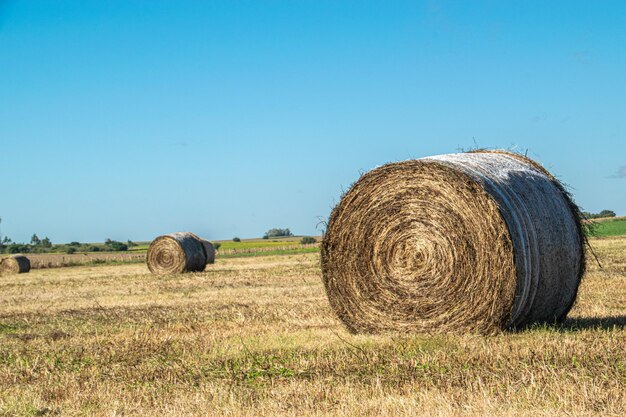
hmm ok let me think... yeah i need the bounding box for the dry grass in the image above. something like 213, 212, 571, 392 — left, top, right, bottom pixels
23, 244, 320, 271
25, 253, 145, 269
0, 237, 624, 416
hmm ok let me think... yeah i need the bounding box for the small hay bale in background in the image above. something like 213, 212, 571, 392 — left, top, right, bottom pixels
321, 150, 585, 334
202, 239, 216, 265
147, 232, 215, 275
0, 255, 31, 275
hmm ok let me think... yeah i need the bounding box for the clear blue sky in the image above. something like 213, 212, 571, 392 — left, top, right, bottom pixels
1, 1, 625, 243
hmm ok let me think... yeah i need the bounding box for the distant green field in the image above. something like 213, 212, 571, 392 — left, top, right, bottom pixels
216, 238, 305, 250
590, 217, 626, 237
218, 246, 320, 258
128, 244, 150, 252
126, 237, 318, 253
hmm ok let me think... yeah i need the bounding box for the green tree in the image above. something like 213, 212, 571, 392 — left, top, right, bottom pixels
598, 210, 616, 218
0, 217, 8, 251
31, 234, 41, 246
108, 241, 128, 251
41, 237, 52, 248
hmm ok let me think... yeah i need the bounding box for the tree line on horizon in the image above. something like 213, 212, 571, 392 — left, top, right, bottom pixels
582, 209, 617, 220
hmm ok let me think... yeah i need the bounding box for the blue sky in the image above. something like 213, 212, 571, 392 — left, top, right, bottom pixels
1, 1, 625, 243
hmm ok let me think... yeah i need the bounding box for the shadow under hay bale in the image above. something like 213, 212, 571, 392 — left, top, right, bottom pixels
146, 232, 215, 275
321, 150, 585, 334
0, 255, 31, 275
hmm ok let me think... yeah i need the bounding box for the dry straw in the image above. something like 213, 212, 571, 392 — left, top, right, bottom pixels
321, 150, 585, 334
146, 232, 215, 275
0, 255, 31, 275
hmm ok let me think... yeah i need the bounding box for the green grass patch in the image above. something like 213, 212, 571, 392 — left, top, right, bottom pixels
0, 322, 23, 334
590, 218, 626, 237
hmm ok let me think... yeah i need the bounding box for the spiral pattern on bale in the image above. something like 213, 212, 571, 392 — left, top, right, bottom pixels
321, 151, 584, 334
147, 232, 214, 275
0, 255, 31, 275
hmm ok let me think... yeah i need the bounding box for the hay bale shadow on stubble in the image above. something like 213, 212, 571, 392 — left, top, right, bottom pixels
559, 315, 626, 331
512, 315, 626, 332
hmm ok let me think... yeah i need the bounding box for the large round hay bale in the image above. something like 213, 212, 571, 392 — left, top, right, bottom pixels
147, 232, 214, 275
321, 151, 585, 334
0, 255, 31, 275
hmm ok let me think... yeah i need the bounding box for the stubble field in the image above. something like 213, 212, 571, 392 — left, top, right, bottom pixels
0, 237, 625, 416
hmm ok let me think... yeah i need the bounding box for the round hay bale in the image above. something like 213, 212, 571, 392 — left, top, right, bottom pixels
0, 255, 31, 275
147, 232, 214, 275
321, 151, 584, 334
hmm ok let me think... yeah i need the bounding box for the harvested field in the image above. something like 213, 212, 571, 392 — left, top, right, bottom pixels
0, 236, 624, 416
25, 252, 146, 269
23, 244, 321, 270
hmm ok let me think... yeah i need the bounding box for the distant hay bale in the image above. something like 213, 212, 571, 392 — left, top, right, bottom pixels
321, 151, 585, 334
203, 240, 216, 265
147, 232, 214, 275
0, 255, 31, 275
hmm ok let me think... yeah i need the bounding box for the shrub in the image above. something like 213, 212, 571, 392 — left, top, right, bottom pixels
213, 242, 222, 251
104, 239, 128, 252
300, 236, 316, 244
108, 241, 128, 252
233, 237, 241, 242
66, 247, 77, 254
69, 241, 81, 246
8, 243, 30, 254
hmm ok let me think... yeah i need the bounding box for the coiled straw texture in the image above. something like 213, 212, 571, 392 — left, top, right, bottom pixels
147, 232, 214, 275
321, 151, 584, 334
0, 255, 31, 275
